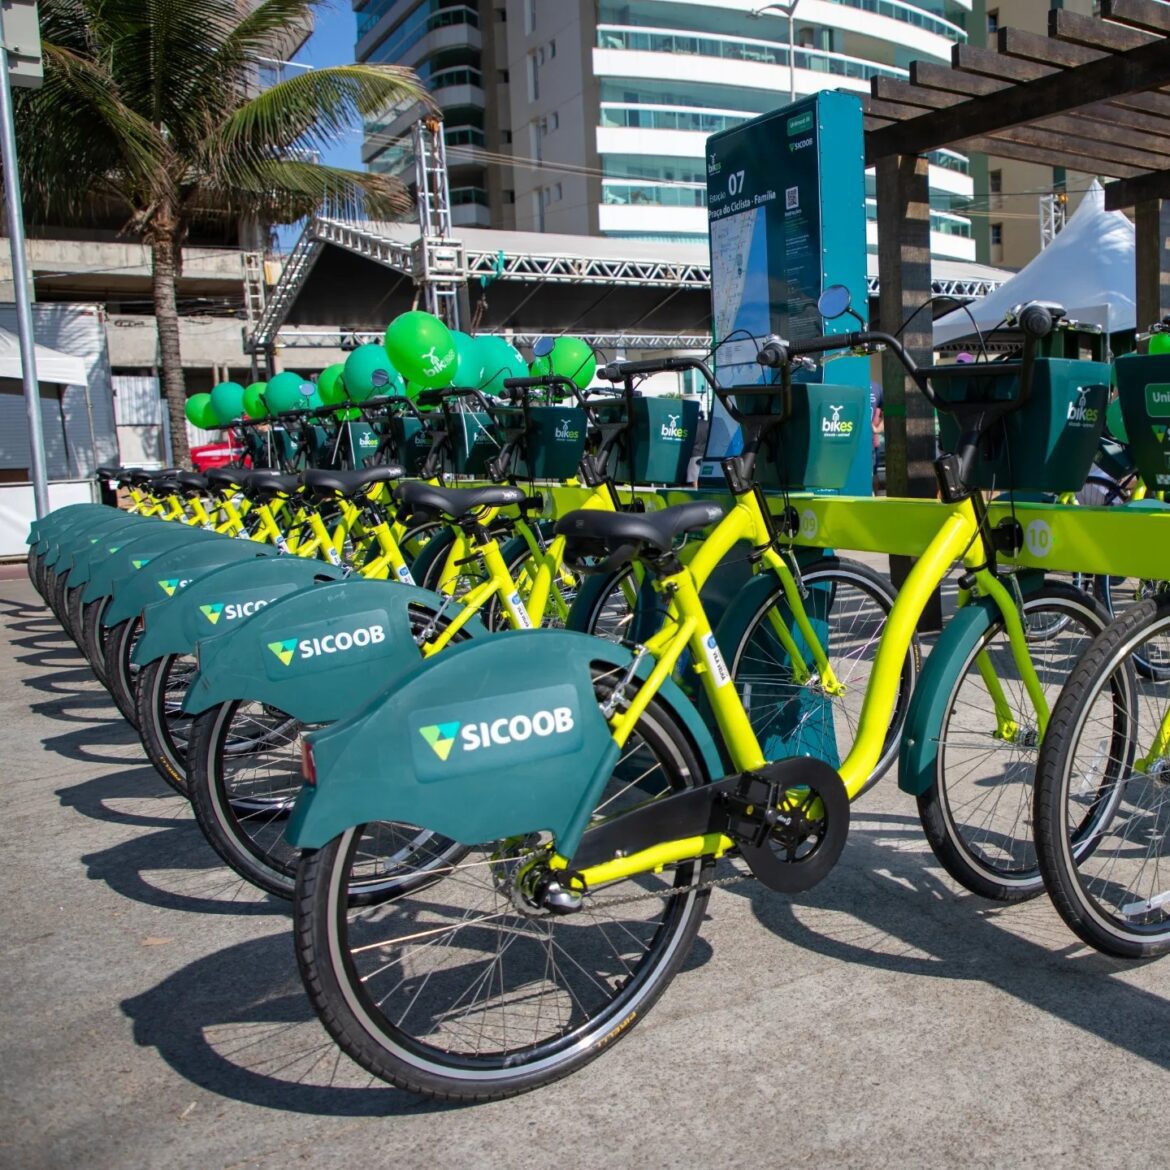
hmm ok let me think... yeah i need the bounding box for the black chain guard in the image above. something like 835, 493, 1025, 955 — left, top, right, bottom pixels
734, 758, 850, 894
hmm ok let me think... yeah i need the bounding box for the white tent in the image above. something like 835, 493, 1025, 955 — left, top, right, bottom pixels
933, 180, 1136, 347
0, 323, 87, 386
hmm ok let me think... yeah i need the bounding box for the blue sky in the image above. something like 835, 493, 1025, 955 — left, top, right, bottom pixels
294, 1, 363, 172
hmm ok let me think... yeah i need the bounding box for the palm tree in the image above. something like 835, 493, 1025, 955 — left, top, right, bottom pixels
14, 0, 426, 465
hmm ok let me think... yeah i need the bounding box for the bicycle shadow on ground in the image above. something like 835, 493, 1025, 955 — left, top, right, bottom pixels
78, 818, 289, 918
40, 709, 146, 765
121, 924, 715, 1117
56, 762, 195, 830
743, 809, 1170, 1070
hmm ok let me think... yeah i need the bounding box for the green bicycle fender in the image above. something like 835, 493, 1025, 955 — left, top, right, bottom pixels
288, 629, 721, 856
29, 503, 110, 549
44, 511, 144, 571
103, 539, 275, 627
81, 527, 224, 604
133, 558, 346, 665
898, 570, 1047, 796
182, 579, 487, 722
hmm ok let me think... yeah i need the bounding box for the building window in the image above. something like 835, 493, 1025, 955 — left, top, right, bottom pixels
548, 38, 556, 58
527, 52, 539, 100
549, 110, 559, 132
497, 68, 509, 84
989, 168, 1002, 208
987, 9, 999, 34
502, 129, 512, 144
524, 0, 536, 34
495, 5, 506, 20
990, 223, 1003, 246
503, 189, 515, 204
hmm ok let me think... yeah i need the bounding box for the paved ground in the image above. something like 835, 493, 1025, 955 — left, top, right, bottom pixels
3, 570, 1170, 1170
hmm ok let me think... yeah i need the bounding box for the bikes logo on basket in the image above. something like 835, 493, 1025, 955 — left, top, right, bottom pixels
1146, 383, 1170, 418
554, 418, 581, 442
262, 616, 387, 676
1066, 387, 1102, 427
412, 685, 582, 779
660, 414, 688, 442
198, 596, 273, 626
820, 404, 856, 437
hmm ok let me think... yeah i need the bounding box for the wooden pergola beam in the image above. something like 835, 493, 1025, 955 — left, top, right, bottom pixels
1105, 167, 1170, 208
1103, 0, 1170, 36
1050, 8, 1155, 53
866, 38, 1170, 162
998, 27, 1170, 135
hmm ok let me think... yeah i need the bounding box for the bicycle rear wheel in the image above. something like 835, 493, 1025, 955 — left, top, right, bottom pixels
135, 652, 197, 795
1035, 594, 1170, 957
294, 674, 711, 1101
917, 583, 1109, 901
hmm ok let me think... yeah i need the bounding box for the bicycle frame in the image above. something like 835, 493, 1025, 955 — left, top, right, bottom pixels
549, 489, 1051, 890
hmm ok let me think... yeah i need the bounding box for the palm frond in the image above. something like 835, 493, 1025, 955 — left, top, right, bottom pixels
196, 158, 413, 224
206, 63, 430, 176
16, 41, 168, 218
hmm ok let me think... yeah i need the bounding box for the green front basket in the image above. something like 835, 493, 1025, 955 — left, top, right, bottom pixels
935, 358, 1110, 493
1115, 353, 1170, 493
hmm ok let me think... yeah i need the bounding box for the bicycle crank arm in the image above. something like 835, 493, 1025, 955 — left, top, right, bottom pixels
563, 756, 849, 894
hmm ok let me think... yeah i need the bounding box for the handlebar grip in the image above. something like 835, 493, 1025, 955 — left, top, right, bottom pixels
600, 356, 691, 381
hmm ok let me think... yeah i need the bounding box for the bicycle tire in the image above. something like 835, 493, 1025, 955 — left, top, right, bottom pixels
135, 653, 195, 796
80, 596, 113, 686
1035, 595, 1170, 957
293, 670, 712, 1101
101, 616, 143, 727
917, 583, 1110, 901
721, 557, 917, 792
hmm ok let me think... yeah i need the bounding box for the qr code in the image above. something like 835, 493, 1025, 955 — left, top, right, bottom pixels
785, 186, 799, 210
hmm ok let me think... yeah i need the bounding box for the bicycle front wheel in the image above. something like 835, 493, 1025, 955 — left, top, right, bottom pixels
917, 583, 1110, 901
725, 557, 916, 791
294, 674, 711, 1101
1035, 594, 1170, 957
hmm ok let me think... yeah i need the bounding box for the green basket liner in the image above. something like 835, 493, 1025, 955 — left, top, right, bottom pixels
495, 404, 588, 480
450, 410, 500, 477
756, 383, 868, 492
388, 415, 440, 476
595, 398, 701, 486
936, 358, 1110, 494
1115, 353, 1170, 492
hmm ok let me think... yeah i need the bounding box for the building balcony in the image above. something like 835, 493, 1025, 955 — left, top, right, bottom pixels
598, 203, 709, 236
362, 3, 480, 70
594, 26, 908, 95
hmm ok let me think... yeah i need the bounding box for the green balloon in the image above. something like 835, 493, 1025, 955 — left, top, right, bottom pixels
384, 311, 457, 389
530, 354, 551, 378
242, 382, 268, 420
334, 406, 362, 421
317, 363, 347, 405
264, 370, 314, 415
185, 392, 215, 428
475, 335, 528, 395
344, 344, 404, 402
210, 381, 246, 424
451, 330, 483, 388
1151, 332, 1170, 355
549, 336, 597, 389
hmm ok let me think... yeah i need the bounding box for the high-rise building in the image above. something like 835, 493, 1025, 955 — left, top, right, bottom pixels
356, 0, 976, 260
